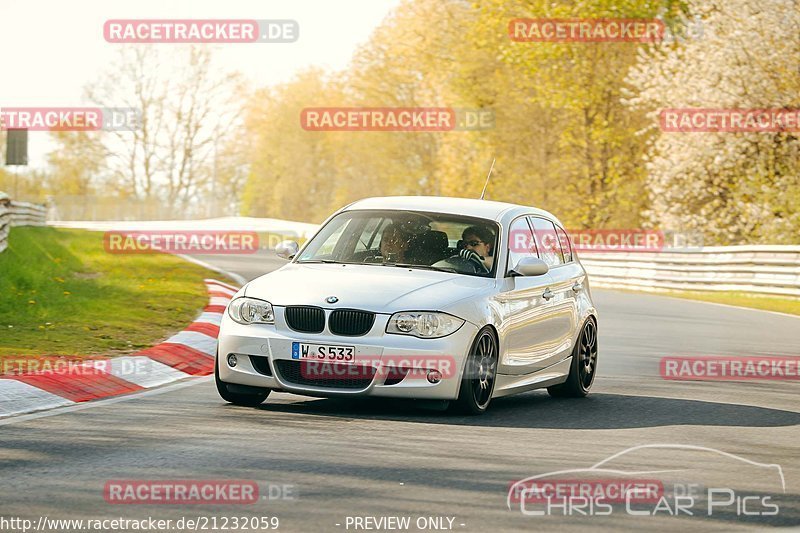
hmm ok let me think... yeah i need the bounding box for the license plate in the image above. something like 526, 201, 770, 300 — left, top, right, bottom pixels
291, 342, 355, 362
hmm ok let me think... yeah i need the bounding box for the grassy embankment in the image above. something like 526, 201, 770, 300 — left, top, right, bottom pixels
655, 289, 800, 316
609, 286, 800, 316
0, 227, 232, 357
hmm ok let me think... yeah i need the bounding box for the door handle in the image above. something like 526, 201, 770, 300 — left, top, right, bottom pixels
542, 288, 554, 301
572, 282, 583, 293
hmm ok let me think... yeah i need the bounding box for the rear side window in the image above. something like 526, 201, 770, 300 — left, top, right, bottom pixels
555, 225, 573, 263
529, 217, 564, 267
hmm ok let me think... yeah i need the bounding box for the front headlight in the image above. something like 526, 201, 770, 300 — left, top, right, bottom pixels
386, 311, 465, 339
228, 297, 275, 325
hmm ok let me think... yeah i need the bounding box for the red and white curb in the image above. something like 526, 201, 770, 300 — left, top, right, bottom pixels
0, 279, 237, 419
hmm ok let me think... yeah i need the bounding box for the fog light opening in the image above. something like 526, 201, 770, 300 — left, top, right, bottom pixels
227, 354, 238, 368
427, 369, 442, 384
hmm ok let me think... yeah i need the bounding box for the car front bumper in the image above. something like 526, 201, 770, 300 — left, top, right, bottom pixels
217, 310, 478, 400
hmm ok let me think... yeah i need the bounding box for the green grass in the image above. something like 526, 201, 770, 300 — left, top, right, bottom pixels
617, 287, 800, 316
0, 227, 232, 357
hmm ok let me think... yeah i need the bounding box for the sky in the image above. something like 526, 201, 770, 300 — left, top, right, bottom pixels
0, 0, 402, 167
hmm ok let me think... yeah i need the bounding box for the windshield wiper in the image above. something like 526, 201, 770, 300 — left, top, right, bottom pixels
298, 259, 340, 264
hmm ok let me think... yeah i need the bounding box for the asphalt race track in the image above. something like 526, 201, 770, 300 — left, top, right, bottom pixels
1, 250, 798, 532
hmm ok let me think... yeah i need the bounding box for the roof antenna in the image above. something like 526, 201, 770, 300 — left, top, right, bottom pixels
479, 158, 496, 200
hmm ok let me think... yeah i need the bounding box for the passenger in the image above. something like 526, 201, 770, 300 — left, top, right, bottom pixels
459, 225, 495, 272
380, 223, 411, 262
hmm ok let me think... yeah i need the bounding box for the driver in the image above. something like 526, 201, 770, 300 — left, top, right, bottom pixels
380, 223, 411, 262
458, 225, 495, 272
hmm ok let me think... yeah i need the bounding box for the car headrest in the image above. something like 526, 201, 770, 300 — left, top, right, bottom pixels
420, 230, 449, 252
407, 230, 449, 264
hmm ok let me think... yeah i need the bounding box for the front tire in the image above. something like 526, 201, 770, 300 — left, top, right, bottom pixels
215, 355, 270, 407
453, 328, 498, 415
548, 317, 598, 398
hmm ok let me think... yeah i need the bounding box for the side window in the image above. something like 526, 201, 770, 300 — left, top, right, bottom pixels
507, 217, 537, 272
529, 217, 564, 267
555, 225, 573, 263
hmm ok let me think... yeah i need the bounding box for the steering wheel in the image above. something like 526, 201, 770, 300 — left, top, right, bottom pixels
434, 255, 489, 274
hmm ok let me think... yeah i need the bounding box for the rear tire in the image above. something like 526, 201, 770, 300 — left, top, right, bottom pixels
453, 328, 498, 415
548, 317, 597, 398
215, 354, 270, 407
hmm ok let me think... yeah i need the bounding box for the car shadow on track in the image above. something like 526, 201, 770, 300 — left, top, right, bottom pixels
256, 392, 800, 429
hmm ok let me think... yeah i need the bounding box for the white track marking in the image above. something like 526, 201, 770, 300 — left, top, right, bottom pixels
0, 376, 211, 426
0, 380, 74, 418
164, 331, 218, 356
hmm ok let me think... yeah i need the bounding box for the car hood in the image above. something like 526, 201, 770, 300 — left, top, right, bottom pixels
244, 263, 495, 313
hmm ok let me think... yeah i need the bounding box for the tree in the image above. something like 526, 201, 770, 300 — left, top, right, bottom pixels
47, 131, 105, 196
240, 69, 341, 222
239, 0, 680, 229
85, 46, 164, 201
462, 0, 688, 228
627, 0, 800, 244
85, 45, 243, 213
160, 47, 244, 211
46, 131, 107, 219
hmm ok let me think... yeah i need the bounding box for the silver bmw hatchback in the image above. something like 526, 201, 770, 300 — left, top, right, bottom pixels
216, 196, 598, 414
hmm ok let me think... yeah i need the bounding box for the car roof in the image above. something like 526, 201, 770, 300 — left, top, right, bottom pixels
342, 196, 559, 225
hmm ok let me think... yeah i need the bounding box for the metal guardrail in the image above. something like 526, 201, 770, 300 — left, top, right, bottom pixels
9, 201, 47, 227
581, 246, 800, 298
0, 193, 48, 254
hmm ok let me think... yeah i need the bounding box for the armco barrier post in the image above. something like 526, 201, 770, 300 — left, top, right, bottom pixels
0, 192, 11, 254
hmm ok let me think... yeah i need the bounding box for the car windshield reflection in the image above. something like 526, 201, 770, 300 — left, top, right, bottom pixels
295, 209, 500, 277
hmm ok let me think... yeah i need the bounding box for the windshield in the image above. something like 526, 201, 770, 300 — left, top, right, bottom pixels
296, 209, 499, 277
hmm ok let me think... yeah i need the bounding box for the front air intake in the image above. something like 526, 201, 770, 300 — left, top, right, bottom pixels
328, 309, 375, 336
285, 306, 325, 333
274, 360, 375, 389
249, 355, 273, 376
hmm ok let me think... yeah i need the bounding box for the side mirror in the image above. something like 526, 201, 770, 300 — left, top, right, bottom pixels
510, 256, 549, 277
275, 240, 299, 260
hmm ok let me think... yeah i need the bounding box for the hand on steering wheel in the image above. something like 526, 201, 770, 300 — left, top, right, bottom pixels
459, 248, 489, 273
